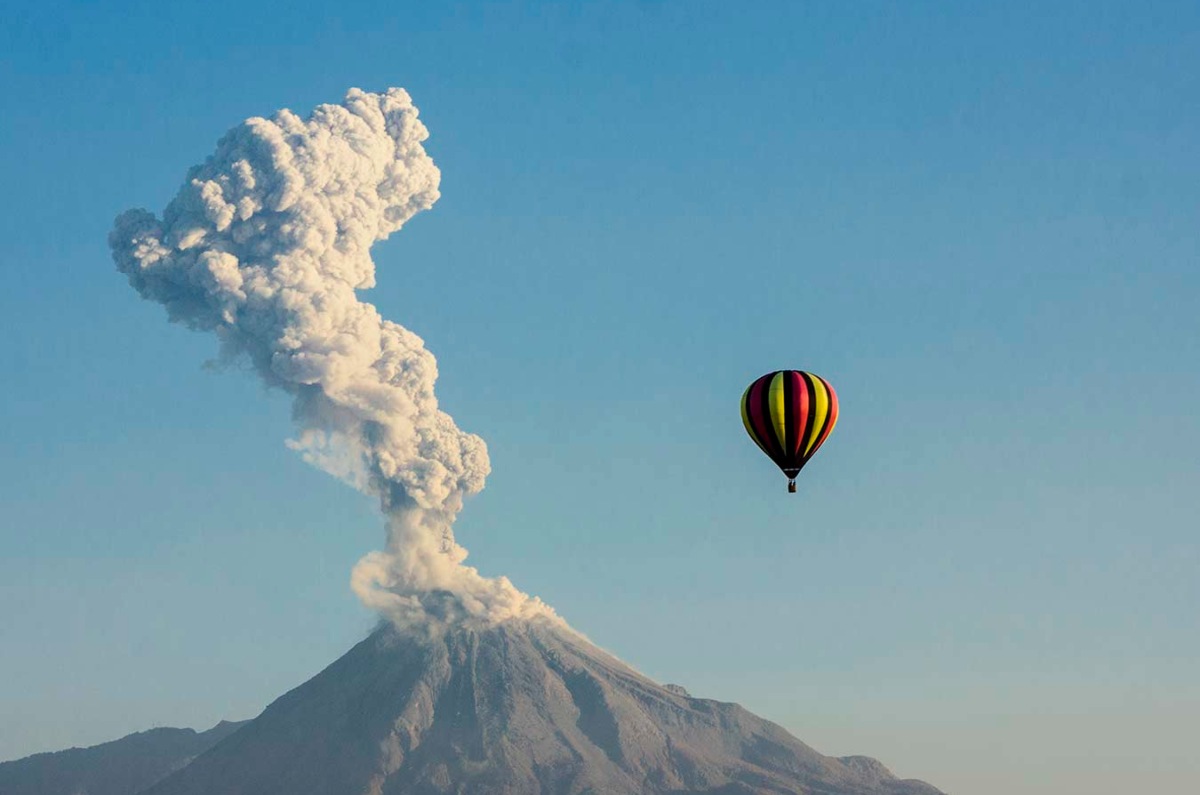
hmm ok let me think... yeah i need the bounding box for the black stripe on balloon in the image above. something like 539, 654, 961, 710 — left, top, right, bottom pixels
799, 372, 819, 464
781, 370, 796, 467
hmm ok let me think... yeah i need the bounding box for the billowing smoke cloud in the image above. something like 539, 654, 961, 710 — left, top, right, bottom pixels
110, 88, 559, 629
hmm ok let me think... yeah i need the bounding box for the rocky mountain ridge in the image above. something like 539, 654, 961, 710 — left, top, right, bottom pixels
0, 719, 246, 795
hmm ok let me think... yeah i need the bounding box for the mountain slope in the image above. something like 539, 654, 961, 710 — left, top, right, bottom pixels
144, 620, 943, 795
0, 720, 246, 795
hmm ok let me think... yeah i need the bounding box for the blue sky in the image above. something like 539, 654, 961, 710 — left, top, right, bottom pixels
1, 2, 1198, 792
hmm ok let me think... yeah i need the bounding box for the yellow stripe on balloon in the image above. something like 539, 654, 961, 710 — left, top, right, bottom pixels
804, 375, 829, 456
769, 372, 788, 452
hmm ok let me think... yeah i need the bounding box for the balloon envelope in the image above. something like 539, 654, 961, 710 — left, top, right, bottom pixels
740, 370, 839, 486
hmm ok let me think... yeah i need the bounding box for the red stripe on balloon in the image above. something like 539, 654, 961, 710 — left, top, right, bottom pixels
748, 374, 781, 462
789, 371, 810, 460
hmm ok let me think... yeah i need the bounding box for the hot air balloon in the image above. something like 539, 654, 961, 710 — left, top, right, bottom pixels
740, 370, 839, 493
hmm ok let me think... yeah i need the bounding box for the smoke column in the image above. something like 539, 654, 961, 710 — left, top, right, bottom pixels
110, 88, 558, 629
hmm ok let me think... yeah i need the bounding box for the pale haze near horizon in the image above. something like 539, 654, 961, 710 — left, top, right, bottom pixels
1, 3, 1197, 795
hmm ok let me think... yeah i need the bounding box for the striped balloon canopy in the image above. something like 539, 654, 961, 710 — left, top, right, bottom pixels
740, 370, 839, 492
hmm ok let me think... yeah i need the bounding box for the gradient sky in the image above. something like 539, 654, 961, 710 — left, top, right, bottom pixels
2, 2, 1198, 793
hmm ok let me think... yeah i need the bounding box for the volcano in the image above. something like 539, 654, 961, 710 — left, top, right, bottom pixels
138, 619, 942, 795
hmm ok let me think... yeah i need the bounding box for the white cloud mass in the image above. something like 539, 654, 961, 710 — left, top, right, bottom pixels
110, 87, 559, 629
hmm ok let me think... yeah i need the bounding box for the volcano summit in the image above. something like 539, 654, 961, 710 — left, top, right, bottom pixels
133, 620, 942, 795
